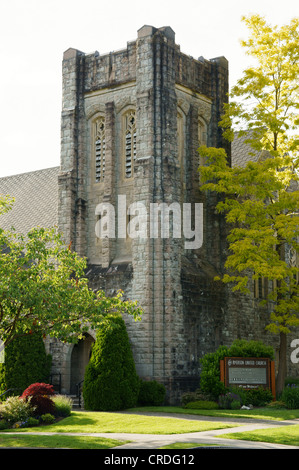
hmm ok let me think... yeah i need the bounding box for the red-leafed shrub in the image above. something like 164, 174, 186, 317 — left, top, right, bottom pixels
29, 395, 55, 416
21, 383, 55, 399
21, 383, 55, 416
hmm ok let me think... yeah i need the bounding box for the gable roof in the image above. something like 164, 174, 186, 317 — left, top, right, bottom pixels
0, 167, 59, 234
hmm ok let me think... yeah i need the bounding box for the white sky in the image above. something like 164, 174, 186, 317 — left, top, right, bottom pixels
0, 0, 298, 177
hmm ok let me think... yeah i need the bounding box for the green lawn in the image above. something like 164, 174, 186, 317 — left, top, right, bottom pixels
0, 433, 127, 449
129, 406, 299, 421
1, 406, 299, 449
219, 424, 299, 447
159, 442, 217, 449
3, 410, 238, 435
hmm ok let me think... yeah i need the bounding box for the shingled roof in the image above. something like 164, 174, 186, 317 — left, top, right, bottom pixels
231, 131, 263, 168
0, 167, 59, 234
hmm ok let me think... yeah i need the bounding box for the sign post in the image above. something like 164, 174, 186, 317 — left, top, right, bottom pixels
220, 357, 275, 400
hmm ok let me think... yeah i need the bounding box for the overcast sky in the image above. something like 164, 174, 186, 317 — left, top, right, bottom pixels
0, 0, 298, 178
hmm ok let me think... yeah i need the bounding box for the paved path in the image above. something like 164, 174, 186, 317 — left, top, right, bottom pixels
1, 412, 299, 449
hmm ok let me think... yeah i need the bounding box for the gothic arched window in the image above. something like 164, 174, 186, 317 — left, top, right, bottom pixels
94, 117, 106, 183
177, 111, 184, 165
124, 110, 136, 179
198, 117, 207, 146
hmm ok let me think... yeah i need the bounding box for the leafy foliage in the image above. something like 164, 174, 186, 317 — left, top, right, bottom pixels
21, 382, 55, 417
21, 383, 55, 398
41, 413, 56, 424
0, 195, 14, 216
0, 221, 142, 347
199, 145, 299, 326
83, 314, 140, 411
220, 15, 299, 157
0, 396, 34, 424
199, 345, 229, 399
281, 385, 299, 409
228, 339, 274, 359
199, 15, 299, 394
199, 16, 299, 333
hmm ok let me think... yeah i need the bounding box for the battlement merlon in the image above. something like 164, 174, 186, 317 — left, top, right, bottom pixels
61, 26, 228, 101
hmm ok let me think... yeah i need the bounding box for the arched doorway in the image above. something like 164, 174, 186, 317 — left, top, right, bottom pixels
70, 333, 95, 395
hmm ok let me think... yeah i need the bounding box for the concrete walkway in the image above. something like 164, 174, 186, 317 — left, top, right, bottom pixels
1, 412, 299, 449
110, 414, 299, 449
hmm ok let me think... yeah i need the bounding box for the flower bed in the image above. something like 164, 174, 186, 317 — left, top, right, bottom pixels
0, 384, 73, 430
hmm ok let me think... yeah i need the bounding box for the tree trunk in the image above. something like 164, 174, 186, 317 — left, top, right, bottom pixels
276, 331, 287, 396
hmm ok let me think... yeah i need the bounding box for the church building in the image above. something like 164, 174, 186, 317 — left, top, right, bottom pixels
1, 26, 297, 403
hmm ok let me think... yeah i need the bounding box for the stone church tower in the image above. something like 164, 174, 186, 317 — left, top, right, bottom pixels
57, 25, 230, 403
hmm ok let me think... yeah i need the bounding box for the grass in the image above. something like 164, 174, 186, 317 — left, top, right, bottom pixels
3, 411, 238, 435
129, 406, 299, 421
159, 442, 218, 449
1, 405, 299, 448
219, 424, 299, 447
0, 433, 127, 449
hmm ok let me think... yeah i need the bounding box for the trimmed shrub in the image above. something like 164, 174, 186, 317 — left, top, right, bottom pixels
138, 380, 166, 406
21, 383, 55, 416
235, 386, 273, 407
181, 389, 214, 407
218, 391, 241, 409
83, 314, 140, 411
184, 400, 219, 410
41, 413, 55, 424
0, 333, 51, 397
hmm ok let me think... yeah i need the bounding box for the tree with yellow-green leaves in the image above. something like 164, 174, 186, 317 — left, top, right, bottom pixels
199, 14, 299, 395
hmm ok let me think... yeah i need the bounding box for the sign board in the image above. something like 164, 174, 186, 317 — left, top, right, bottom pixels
223, 357, 270, 390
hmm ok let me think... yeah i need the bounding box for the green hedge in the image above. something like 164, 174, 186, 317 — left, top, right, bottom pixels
0, 333, 51, 398
83, 314, 140, 411
138, 380, 166, 406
